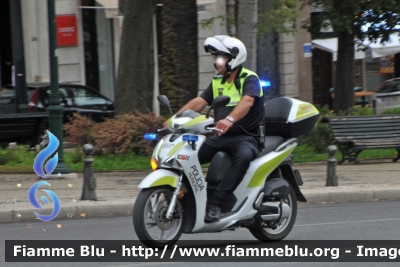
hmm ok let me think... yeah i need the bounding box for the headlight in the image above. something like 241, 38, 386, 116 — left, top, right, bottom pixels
150, 157, 158, 170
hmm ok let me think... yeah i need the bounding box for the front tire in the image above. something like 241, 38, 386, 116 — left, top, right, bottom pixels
133, 186, 184, 248
249, 182, 297, 241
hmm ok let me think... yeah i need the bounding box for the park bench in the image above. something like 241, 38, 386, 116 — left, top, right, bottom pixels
0, 113, 48, 148
321, 115, 400, 164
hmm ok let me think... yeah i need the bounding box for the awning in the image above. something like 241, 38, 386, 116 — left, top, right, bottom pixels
312, 32, 400, 61
79, 0, 119, 18
367, 33, 400, 58
312, 38, 365, 61
96, 0, 119, 18
95, 0, 118, 8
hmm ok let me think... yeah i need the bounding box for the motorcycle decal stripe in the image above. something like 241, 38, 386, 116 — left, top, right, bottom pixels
183, 115, 208, 128
247, 147, 295, 188
166, 142, 184, 156
156, 139, 164, 156
150, 176, 178, 187
167, 116, 174, 128
295, 103, 319, 121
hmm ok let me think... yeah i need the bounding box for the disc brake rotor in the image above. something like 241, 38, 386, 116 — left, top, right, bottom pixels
154, 201, 174, 231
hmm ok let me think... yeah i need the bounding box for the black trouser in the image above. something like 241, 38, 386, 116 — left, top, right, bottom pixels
198, 134, 260, 205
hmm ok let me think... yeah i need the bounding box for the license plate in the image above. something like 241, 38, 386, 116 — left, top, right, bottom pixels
381, 96, 398, 103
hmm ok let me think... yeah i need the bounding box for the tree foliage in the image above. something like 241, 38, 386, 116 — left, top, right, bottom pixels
258, 0, 298, 35
301, 0, 400, 112
302, 0, 400, 41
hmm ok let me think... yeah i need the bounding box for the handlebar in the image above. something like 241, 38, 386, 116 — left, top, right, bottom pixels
205, 127, 224, 133
157, 128, 168, 132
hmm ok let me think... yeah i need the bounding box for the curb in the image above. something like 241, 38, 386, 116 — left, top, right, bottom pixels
302, 186, 400, 204
1, 187, 400, 223
0, 198, 136, 223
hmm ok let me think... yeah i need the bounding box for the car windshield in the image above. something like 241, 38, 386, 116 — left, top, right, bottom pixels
0, 88, 35, 104
377, 81, 400, 93
0, 88, 15, 105
0, 88, 14, 97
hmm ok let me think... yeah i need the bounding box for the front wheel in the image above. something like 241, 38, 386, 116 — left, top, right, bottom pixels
133, 186, 184, 248
249, 182, 297, 241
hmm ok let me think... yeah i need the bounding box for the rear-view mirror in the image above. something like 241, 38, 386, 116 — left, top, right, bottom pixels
157, 95, 170, 108
211, 96, 230, 108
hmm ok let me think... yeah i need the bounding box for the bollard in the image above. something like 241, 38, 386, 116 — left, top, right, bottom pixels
40, 130, 49, 149
81, 144, 97, 200
326, 145, 338, 186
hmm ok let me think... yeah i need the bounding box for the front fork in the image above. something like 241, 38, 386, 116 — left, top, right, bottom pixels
165, 174, 183, 219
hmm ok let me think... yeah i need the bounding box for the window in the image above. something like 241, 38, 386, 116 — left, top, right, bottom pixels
45, 88, 73, 107
377, 82, 400, 93
70, 87, 107, 108
58, 87, 74, 106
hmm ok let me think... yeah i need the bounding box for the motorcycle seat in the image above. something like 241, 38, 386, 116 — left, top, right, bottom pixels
205, 136, 285, 184
256, 136, 285, 159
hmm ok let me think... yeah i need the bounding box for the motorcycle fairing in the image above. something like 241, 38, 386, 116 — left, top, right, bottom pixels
138, 169, 180, 189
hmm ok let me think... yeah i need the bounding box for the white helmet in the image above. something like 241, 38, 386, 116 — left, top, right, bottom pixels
204, 35, 247, 71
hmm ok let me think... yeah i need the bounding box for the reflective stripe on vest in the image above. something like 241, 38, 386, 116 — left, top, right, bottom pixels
211, 67, 263, 107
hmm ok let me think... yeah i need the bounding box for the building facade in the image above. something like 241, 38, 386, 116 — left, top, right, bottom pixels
1, 0, 314, 111
0, 0, 121, 101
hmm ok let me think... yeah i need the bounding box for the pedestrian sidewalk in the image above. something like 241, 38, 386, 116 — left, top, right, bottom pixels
0, 158, 399, 223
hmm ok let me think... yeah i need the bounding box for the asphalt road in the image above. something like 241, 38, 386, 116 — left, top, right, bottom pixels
2, 201, 400, 267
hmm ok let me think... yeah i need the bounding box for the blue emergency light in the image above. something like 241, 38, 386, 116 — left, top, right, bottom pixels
182, 135, 198, 142
144, 133, 159, 141
260, 80, 271, 87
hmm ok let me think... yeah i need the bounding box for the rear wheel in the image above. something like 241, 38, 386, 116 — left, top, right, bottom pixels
133, 186, 184, 248
249, 182, 297, 241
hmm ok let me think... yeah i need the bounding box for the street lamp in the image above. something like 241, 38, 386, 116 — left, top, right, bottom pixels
47, 0, 70, 174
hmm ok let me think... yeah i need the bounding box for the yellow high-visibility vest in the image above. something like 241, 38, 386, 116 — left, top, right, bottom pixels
211, 67, 263, 106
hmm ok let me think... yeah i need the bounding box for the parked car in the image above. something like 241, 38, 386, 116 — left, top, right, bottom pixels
330, 87, 373, 107
370, 78, 400, 114
329, 87, 363, 93
0, 83, 114, 122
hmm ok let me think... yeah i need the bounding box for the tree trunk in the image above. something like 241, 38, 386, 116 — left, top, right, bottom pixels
237, 0, 258, 71
161, 0, 198, 116
115, 0, 156, 115
257, 30, 280, 99
333, 30, 355, 113
227, 0, 237, 36
119, 0, 125, 13
257, 0, 280, 99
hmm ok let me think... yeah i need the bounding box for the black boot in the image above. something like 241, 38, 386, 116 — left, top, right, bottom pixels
205, 199, 223, 222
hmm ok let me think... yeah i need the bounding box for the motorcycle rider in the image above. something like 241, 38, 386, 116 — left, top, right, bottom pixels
166, 35, 264, 222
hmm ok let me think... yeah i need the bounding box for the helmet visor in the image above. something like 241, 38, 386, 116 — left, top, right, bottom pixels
204, 37, 232, 55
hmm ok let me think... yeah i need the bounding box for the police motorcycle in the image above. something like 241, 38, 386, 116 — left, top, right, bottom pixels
133, 95, 319, 248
